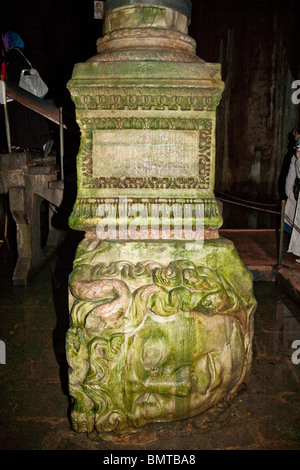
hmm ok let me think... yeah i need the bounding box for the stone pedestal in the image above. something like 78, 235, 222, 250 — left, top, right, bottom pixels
66, 0, 256, 437
68, 59, 223, 239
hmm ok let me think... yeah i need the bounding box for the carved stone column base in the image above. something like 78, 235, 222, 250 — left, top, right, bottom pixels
66, 236, 256, 437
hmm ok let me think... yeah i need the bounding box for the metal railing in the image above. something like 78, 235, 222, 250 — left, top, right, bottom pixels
216, 191, 300, 268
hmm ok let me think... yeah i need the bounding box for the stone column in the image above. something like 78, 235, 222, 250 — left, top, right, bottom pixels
66, 0, 257, 438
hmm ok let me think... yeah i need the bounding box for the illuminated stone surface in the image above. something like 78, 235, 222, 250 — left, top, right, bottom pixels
66, 0, 257, 436
67, 236, 255, 436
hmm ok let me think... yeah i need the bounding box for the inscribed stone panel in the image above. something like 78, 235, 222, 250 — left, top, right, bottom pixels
92, 129, 199, 178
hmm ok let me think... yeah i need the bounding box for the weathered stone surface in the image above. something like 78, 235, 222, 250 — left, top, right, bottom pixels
65, 0, 257, 437
102, 4, 190, 36
66, 236, 256, 435
67, 59, 224, 234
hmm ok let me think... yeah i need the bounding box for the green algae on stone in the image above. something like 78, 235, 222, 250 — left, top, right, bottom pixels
66, 238, 256, 434
65, 0, 256, 437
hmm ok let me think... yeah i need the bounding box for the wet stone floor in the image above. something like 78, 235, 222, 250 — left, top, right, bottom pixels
0, 233, 300, 451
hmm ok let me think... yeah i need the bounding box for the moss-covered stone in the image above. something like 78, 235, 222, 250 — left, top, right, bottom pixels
65, 1, 256, 438
66, 237, 256, 435
67, 58, 224, 234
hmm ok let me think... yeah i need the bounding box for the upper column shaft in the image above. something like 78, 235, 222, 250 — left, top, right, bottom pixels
105, 0, 192, 19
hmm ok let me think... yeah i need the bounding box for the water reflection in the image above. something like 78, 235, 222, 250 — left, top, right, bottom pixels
253, 282, 300, 363
273, 300, 300, 356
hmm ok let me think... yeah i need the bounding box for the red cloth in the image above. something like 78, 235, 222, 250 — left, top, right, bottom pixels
0, 61, 6, 78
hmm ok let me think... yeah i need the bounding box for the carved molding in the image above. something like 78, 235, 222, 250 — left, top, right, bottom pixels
71, 197, 220, 219
100, 26, 195, 43
98, 27, 196, 52
69, 197, 222, 236
88, 49, 203, 63
72, 88, 222, 111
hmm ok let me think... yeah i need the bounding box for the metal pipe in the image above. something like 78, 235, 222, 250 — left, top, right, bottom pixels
59, 107, 64, 181
1, 78, 12, 153
278, 199, 285, 268
5, 79, 66, 127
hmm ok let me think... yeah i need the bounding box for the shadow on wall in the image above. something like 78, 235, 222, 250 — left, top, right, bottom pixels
51, 228, 84, 399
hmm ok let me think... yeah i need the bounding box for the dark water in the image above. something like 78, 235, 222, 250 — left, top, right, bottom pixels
253, 281, 300, 364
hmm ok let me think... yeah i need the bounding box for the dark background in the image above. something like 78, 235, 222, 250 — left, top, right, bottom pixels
1, 0, 300, 228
